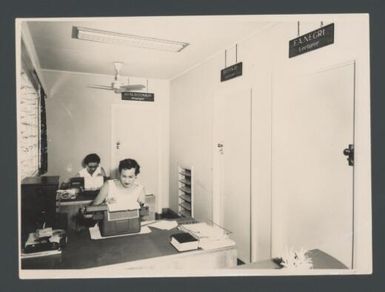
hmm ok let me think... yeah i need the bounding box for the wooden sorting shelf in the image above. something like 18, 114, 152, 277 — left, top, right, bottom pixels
178, 166, 193, 218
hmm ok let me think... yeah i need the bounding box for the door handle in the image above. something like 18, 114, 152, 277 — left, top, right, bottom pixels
217, 143, 224, 155
343, 144, 354, 166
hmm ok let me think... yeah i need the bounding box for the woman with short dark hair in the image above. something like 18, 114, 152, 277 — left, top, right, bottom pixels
92, 158, 145, 209
76, 153, 106, 178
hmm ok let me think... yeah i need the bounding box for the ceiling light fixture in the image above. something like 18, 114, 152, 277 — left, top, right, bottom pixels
72, 26, 189, 53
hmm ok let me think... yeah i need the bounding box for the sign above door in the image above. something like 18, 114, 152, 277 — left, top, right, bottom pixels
289, 23, 334, 58
221, 62, 243, 82
121, 92, 154, 102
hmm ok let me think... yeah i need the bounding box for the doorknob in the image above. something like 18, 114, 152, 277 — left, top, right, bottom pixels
217, 143, 224, 155
343, 144, 354, 166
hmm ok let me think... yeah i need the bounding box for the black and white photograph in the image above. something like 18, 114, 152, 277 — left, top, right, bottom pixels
16, 14, 372, 279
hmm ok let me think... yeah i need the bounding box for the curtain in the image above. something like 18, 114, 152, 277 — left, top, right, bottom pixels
38, 84, 48, 175
19, 70, 40, 179
19, 39, 48, 179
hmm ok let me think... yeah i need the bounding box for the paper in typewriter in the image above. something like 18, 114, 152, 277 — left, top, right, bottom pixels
84, 176, 104, 190
107, 197, 140, 212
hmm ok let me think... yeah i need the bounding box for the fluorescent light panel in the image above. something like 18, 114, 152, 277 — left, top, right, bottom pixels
72, 26, 189, 52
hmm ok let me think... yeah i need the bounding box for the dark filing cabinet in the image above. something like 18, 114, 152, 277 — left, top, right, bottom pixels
21, 176, 59, 244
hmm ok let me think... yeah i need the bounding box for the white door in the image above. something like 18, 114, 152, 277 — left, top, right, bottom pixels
272, 62, 355, 268
213, 85, 252, 264
111, 104, 159, 198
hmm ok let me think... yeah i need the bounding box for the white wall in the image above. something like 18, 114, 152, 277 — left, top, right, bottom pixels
170, 25, 275, 260
170, 15, 371, 271
169, 57, 220, 220
42, 70, 170, 212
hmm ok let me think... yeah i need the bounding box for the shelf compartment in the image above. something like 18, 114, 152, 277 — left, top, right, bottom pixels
178, 170, 191, 177
179, 186, 191, 194
179, 202, 191, 211
179, 179, 191, 186
179, 194, 191, 203
179, 209, 191, 218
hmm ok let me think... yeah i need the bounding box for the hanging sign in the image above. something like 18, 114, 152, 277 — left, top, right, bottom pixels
289, 23, 334, 58
121, 92, 154, 102
221, 62, 243, 82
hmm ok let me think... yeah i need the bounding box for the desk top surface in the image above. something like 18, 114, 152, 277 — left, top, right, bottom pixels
22, 176, 60, 186
58, 190, 99, 204
22, 222, 198, 270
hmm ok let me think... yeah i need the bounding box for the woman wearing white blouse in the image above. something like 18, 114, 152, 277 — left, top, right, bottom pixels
76, 153, 106, 178
92, 158, 145, 210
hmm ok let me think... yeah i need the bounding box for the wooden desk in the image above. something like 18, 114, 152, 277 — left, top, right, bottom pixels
21, 224, 237, 270
21, 176, 59, 243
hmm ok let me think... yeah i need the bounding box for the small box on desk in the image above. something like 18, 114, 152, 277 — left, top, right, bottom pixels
99, 209, 141, 237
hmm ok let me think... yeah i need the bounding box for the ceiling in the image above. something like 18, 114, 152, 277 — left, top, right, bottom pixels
25, 16, 270, 80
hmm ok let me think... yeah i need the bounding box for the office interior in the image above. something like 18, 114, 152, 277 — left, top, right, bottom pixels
17, 14, 372, 276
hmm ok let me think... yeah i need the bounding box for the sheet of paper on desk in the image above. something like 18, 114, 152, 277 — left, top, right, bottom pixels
148, 220, 178, 230
89, 224, 151, 240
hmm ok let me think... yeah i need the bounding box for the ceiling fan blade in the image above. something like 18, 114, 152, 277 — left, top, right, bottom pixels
119, 84, 146, 90
88, 85, 113, 91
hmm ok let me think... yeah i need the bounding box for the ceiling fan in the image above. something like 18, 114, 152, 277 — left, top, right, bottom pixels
88, 62, 145, 93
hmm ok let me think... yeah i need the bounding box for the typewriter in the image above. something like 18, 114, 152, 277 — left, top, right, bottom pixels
82, 204, 149, 237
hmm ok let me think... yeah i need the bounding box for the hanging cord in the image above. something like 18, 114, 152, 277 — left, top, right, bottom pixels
297, 21, 300, 36
235, 44, 238, 63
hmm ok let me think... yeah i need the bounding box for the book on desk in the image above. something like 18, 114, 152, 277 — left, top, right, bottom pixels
170, 232, 199, 252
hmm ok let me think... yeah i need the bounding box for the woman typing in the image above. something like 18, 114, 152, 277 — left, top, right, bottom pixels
92, 158, 145, 210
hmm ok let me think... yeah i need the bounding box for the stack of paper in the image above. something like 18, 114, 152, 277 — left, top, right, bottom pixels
178, 222, 228, 240
178, 222, 234, 250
